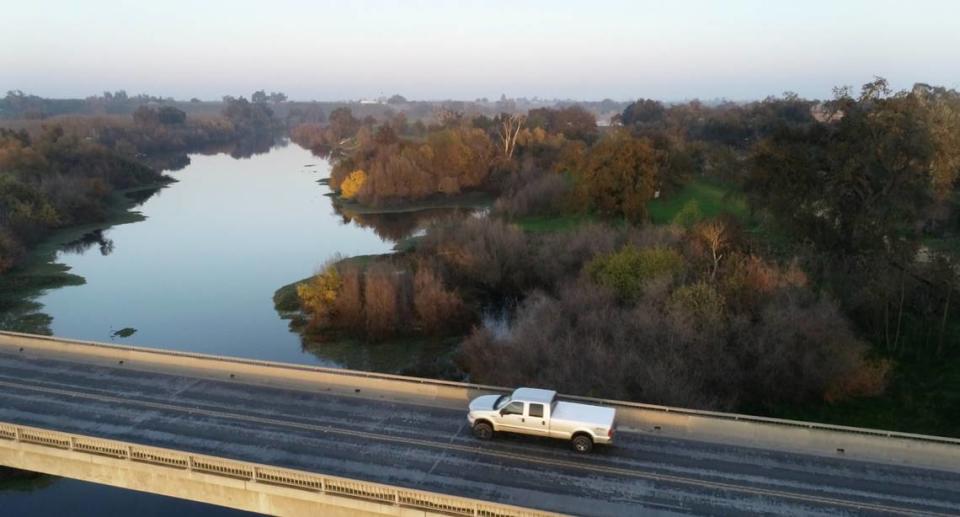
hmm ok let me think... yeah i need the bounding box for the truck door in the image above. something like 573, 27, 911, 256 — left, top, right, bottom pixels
526, 403, 549, 437
497, 401, 528, 434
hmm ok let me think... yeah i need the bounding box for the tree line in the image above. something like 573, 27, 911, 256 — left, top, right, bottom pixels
289, 79, 960, 427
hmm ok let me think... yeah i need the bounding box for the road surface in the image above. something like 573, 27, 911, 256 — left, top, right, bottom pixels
0, 350, 957, 516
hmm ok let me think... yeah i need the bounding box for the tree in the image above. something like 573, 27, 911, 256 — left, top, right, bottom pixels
526, 106, 598, 142
574, 131, 661, 222
618, 99, 666, 127
387, 94, 408, 105
132, 106, 159, 126
157, 106, 186, 125
495, 113, 526, 160
695, 219, 728, 281
268, 91, 287, 103
296, 264, 341, 326
251, 90, 268, 103
340, 170, 367, 199
363, 265, 399, 340
413, 266, 464, 335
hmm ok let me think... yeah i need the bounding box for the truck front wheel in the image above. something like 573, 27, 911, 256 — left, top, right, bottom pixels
572, 434, 593, 453
472, 422, 494, 440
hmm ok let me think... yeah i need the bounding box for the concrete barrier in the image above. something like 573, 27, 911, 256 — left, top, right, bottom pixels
2, 331, 959, 473
0, 420, 561, 517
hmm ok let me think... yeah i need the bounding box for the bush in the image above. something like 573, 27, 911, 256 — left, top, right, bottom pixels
296, 263, 341, 326
413, 265, 465, 335
533, 223, 621, 289
363, 264, 400, 341
733, 292, 888, 407
418, 217, 534, 297
460, 255, 887, 411
667, 281, 726, 331
340, 169, 367, 200
493, 170, 571, 219
333, 264, 364, 331
587, 246, 683, 301
672, 199, 703, 228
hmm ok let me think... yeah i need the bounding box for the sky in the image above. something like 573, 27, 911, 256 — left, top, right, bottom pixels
3, 0, 959, 102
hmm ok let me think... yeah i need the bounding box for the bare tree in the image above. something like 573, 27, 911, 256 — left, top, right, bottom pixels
696, 220, 727, 281
495, 113, 526, 160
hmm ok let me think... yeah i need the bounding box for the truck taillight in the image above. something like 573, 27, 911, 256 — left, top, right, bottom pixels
608, 428, 615, 438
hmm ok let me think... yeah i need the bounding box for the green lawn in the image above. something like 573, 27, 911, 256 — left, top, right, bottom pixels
648, 178, 749, 225
514, 213, 596, 233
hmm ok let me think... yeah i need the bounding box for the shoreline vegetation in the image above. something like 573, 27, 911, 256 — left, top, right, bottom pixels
0, 91, 287, 334
280, 80, 960, 438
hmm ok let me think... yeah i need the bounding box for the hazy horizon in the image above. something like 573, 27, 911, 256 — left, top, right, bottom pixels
4, 0, 959, 102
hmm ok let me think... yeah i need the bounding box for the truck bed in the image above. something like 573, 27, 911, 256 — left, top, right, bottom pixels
552, 401, 616, 430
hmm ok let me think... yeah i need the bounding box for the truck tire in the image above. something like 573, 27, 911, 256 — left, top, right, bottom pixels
572, 434, 593, 453
473, 422, 494, 440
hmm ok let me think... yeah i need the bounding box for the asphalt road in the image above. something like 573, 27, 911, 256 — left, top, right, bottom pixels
0, 350, 957, 516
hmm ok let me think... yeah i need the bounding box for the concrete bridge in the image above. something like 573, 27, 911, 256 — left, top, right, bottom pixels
0, 331, 959, 516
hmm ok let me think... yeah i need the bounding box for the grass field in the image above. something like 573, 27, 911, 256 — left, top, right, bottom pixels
648, 177, 749, 224
514, 213, 597, 233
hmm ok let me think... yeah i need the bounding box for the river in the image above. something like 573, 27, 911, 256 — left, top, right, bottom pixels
0, 142, 450, 515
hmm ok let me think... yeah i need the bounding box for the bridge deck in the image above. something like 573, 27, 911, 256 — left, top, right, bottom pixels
0, 349, 957, 516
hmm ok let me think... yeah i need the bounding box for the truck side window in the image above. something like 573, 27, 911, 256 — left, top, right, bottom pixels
502, 402, 524, 415
529, 403, 544, 418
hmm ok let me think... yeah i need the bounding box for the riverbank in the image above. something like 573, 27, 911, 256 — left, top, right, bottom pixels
0, 182, 172, 335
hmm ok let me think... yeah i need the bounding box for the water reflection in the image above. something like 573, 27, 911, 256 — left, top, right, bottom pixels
62, 229, 114, 256
140, 134, 282, 172
335, 205, 475, 243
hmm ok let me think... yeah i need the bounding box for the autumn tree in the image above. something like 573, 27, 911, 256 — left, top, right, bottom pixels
340, 170, 367, 200
574, 131, 661, 222
296, 264, 341, 326
695, 219, 728, 281
413, 265, 464, 335
363, 265, 400, 341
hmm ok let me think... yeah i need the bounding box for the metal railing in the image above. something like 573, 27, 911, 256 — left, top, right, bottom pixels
0, 420, 562, 517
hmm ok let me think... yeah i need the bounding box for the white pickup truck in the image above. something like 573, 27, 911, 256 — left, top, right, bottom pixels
467, 387, 616, 453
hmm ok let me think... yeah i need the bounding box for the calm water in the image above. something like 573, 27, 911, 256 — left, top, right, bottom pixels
39, 142, 393, 363
0, 142, 438, 515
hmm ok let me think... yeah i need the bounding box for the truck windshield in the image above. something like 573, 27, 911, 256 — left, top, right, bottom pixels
494, 395, 510, 410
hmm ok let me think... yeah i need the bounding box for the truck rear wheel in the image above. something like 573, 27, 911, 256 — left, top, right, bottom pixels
572, 434, 593, 453
472, 422, 494, 440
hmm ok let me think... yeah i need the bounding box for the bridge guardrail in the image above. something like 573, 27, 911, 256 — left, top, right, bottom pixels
0, 420, 561, 517
2, 330, 959, 449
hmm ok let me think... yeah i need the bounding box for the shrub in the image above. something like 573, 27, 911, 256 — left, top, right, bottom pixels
534, 223, 621, 289
361, 265, 400, 341
340, 169, 367, 200
296, 264, 341, 326
418, 217, 534, 297
333, 264, 365, 331
672, 199, 703, 228
587, 246, 683, 301
413, 265, 465, 335
493, 170, 571, 219
667, 281, 726, 331
733, 292, 888, 407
